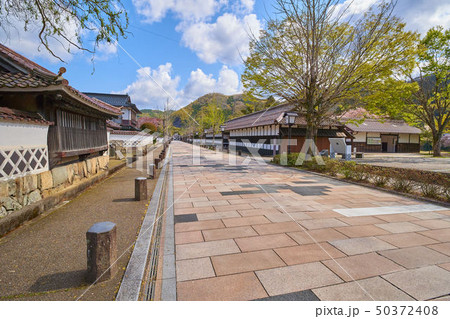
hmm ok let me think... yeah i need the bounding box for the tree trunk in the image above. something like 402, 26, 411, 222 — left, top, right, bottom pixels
432, 133, 442, 157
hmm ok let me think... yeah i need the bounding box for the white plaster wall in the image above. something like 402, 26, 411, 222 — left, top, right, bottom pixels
398, 133, 409, 143
410, 134, 419, 143
122, 108, 131, 120
353, 132, 366, 142
0, 122, 48, 148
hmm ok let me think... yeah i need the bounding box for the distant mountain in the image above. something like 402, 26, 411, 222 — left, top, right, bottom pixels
170, 93, 272, 131
138, 109, 167, 118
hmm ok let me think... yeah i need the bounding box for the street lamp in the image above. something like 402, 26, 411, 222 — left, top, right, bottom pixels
284, 112, 298, 155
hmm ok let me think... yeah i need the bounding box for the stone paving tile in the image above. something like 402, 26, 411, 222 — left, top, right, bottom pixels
177, 272, 268, 301
408, 212, 448, 220
379, 246, 450, 269
175, 206, 216, 215
253, 221, 302, 235
287, 228, 349, 245
376, 233, 438, 248
175, 231, 204, 245
274, 242, 346, 265
264, 213, 296, 223
427, 243, 450, 256
175, 219, 225, 232
313, 277, 414, 301
255, 262, 343, 296
329, 237, 396, 255
375, 214, 420, 223
382, 266, 450, 300
211, 250, 285, 276
237, 208, 281, 216
222, 215, 270, 227
176, 257, 215, 282
335, 225, 389, 238
196, 210, 240, 221
176, 239, 240, 260
438, 263, 450, 271
235, 233, 297, 252
255, 289, 320, 301
419, 229, 450, 242
412, 219, 450, 229
192, 200, 229, 207
214, 204, 254, 212
375, 222, 428, 234
202, 226, 258, 241
305, 211, 344, 219
323, 253, 405, 281
337, 216, 385, 226
300, 218, 349, 230
174, 202, 193, 209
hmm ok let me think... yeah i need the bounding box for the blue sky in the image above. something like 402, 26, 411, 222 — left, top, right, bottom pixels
2, 0, 450, 111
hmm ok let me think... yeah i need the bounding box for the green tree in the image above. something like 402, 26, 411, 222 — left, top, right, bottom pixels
242, 0, 418, 142
201, 101, 225, 135
1, 0, 129, 61
140, 122, 157, 133
384, 27, 450, 157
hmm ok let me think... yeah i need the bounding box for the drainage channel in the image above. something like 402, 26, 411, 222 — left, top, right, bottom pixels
141, 161, 168, 300
116, 146, 171, 301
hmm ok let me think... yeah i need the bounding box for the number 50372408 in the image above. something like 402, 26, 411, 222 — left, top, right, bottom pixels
375, 306, 438, 316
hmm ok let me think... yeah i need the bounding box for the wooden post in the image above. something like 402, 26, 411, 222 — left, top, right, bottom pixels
148, 164, 156, 179
135, 177, 147, 201
86, 222, 117, 283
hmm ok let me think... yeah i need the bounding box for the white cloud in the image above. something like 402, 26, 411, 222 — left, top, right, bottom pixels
331, 0, 450, 35
116, 63, 181, 108
132, 0, 221, 23
394, 0, 450, 35
183, 65, 240, 99
91, 42, 118, 61
233, 0, 255, 14
180, 13, 262, 65
118, 64, 241, 109
0, 13, 81, 63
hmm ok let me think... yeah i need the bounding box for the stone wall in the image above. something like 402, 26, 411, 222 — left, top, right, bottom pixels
0, 155, 109, 218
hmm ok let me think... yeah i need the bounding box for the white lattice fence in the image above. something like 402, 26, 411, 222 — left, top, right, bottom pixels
0, 146, 49, 181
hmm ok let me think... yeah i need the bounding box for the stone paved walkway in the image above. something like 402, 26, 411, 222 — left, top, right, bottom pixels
170, 141, 450, 301
0, 152, 161, 300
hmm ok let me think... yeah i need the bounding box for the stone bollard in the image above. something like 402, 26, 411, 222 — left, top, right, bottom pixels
86, 222, 117, 283
237, 150, 242, 156
148, 164, 156, 179
155, 158, 160, 168
135, 177, 147, 201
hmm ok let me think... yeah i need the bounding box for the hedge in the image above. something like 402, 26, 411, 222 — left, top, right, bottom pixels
271, 153, 450, 203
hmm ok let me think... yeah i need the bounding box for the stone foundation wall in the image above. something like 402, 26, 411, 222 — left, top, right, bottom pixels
0, 155, 109, 218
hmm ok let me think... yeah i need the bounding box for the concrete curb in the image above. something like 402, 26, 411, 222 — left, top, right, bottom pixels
161, 147, 176, 300
116, 152, 169, 301
0, 161, 127, 238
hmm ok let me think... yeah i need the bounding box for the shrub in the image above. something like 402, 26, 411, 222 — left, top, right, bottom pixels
339, 161, 357, 179
420, 183, 441, 199
391, 178, 413, 193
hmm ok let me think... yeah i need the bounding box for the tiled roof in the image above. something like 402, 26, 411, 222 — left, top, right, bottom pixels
0, 44, 120, 116
224, 104, 294, 130
110, 130, 142, 135
346, 119, 421, 134
224, 104, 338, 131
0, 107, 53, 126
0, 44, 56, 76
0, 71, 53, 88
84, 92, 141, 114
106, 120, 121, 129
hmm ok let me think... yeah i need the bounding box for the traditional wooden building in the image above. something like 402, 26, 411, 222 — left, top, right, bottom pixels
84, 93, 141, 131
223, 104, 350, 155
0, 43, 121, 176
341, 109, 421, 153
